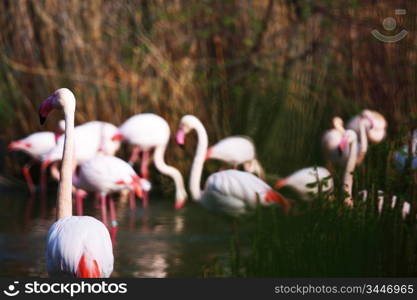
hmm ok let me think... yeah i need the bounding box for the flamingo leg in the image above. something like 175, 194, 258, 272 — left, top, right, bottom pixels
140, 151, 150, 207
128, 146, 141, 166
94, 192, 100, 209
140, 151, 150, 179
75, 189, 86, 216
100, 192, 108, 226
22, 161, 35, 195
109, 196, 118, 228
129, 190, 136, 210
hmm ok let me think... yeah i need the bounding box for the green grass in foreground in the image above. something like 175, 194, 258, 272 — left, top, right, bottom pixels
207, 190, 417, 277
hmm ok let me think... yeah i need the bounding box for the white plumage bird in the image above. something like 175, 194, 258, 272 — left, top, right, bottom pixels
113, 113, 187, 208
8, 131, 57, 194
175, 115, 289, 216
275, 167, 334, 202
73, 154, 150, 225
206, 136, 265, 178
39, 88, 113, 278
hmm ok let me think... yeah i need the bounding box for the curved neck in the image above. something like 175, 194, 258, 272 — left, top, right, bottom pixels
57, 105, 75, 219
356, 120, 368, 164
153, 145, 187, 203
189, 121, 209, 201
343, 134, 357, 204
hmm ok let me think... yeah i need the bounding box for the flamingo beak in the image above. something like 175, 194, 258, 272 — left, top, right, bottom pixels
176, 128, 185, 147
111, 133, 124, 141
275, 178, 288, 190
338, 136, 348, 154
175, 201, 185, 210
39, 95, 55, 125
205, 147, 213, 161
8, 141, 22, 151
265, 189, 290, 215
133, 181, 143, 199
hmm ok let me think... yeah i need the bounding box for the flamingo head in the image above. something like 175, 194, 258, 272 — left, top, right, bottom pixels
8, 141, 31, 151
111, 132, 124, 141
274, 178, 288, 190
265, 189, 290, 215
39, 88, 75, 125
205, 147, 213, 160
338, 135, 349, 154
176, 115, 198, 147
175, 127, 186, 146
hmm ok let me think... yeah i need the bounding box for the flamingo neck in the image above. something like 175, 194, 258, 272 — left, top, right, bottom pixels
189, 120, 208, 201
57, 105, 75, 219
356, 119, 368, 164
343, 132, 357, 204
153, 145, 187, 204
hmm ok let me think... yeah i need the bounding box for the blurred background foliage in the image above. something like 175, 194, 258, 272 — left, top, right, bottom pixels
0, 0, 416, 180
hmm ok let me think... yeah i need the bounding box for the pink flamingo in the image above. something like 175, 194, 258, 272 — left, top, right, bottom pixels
206, 136, 265, 178
41, 120, 121, 200
175, 115, 289, 216
73, 154, 150, 226
275, 167, 334, 202
347, 109, 387, 144
112, 113, 187, 208
8, 129, 61, 194
40, 88, 113, 278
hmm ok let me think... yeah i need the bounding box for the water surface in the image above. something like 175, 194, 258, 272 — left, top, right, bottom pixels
0, 189, 236, 277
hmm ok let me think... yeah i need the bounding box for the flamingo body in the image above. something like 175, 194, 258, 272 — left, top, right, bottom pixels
208, 136, 254, 165
75, 154, 151, 194
275, 167, 333, 201
119, 114, 170, 151
44, 121, 120, 164
200, 169, 285, 216
9, 132, 56, 160
346, 109, 387, 144
46, 216, 113, 277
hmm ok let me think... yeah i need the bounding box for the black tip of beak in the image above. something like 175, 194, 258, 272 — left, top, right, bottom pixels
40, 116, 46, 125
178, 144, 185, 150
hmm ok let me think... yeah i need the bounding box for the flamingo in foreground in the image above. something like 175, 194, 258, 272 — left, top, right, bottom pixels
206, 136, 265, 178
8, 129, 61, 194
112, 113, 187, 208
73, 154, 150, 226
275, 167, 334, 202
40, 88, 113, 278
175, 115, 289, 216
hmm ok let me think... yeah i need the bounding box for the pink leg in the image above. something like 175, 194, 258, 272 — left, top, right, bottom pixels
22, 162, 35, 195
110, 226, 118, 247
140, 151, 150, 207
75, 189, 87, 216
142, 192, 149, 208
140, 151, 150, 179
129, 190, 136, 210
100, 193, 108, 226
109, 196, 117, 228
128, 146, 141, 166
94, 192, 100, 209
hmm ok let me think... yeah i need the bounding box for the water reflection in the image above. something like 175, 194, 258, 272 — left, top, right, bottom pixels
0, 189, 234, 277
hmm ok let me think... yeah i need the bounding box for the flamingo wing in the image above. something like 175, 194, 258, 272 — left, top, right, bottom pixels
200, 170, 277, 216
46, 216, 113, 278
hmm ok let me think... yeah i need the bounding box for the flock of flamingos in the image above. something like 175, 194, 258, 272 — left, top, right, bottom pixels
7, 88, 415, 277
